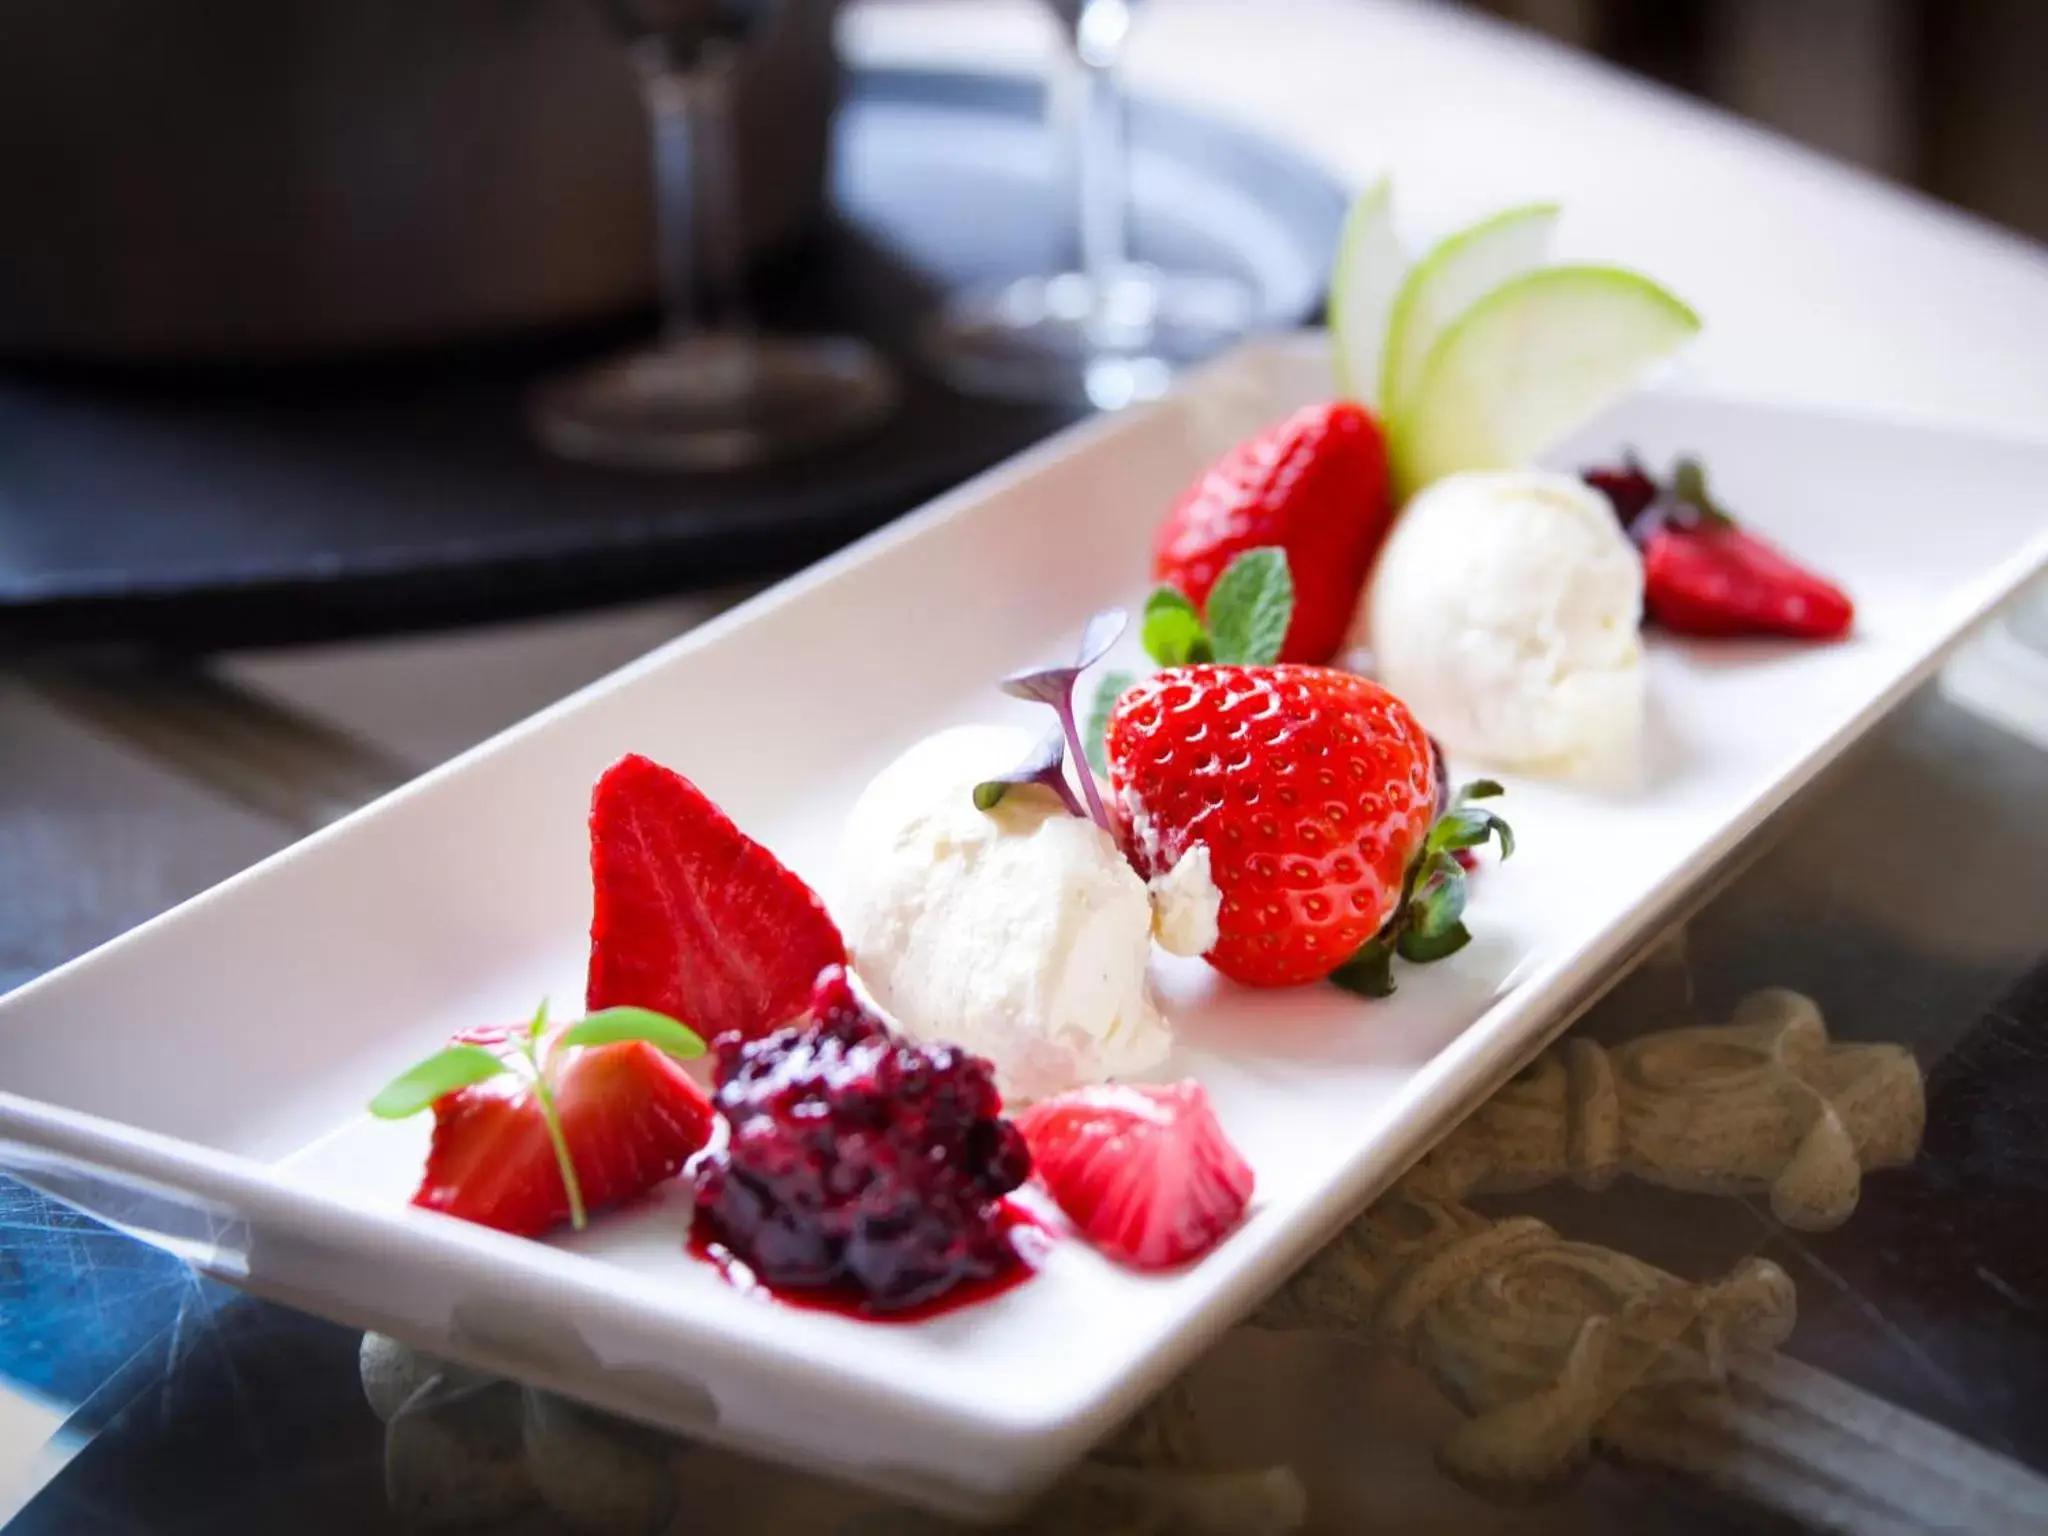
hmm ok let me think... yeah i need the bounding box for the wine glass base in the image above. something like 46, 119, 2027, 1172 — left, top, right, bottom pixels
530, 333, 898, 472
922, 265, 1259, 409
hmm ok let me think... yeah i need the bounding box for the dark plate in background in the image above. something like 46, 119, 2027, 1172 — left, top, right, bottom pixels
0, 69, 1345, 653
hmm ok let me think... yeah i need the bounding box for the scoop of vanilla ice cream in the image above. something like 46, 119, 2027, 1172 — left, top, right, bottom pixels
837, 724, 1175, 1102
1356, 469, 1645, 777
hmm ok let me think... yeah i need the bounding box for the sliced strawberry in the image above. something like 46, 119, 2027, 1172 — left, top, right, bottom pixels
1153, 400, 1392, 665
1642, 521, 1855, 640
1017, 1081, 1253, 1270
586, 753, 846, 1042
414, 1041, 715, 1238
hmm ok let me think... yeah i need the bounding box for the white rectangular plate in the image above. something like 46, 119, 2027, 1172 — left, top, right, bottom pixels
4, 336, 2046, 1520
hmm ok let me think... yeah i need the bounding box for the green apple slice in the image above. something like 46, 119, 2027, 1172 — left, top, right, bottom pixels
1379, 201, 1559, 417
1390, 264, 1701, 497
1328, 178, 1405, 409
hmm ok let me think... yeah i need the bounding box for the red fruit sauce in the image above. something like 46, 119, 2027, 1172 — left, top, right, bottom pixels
687, 1202, 1048, 1324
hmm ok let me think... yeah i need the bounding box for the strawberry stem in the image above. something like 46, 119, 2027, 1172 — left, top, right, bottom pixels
1330, 779, 1511, 999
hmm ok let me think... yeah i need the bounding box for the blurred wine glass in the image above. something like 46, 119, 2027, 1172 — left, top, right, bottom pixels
921, 0, 1257, 410
531, 0, 897, 471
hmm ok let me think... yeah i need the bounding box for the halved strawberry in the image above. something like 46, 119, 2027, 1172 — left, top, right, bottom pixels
1016, 1081, 1253, 1270
586, 753, 846, 1042
415, 1041, 715, 1238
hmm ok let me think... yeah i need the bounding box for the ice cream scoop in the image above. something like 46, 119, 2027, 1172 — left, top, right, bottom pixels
838, 724, 1203, 1102
1356, 468, 1645, 777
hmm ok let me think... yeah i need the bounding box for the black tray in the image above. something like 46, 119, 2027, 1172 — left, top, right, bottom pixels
0, 69, 1345, 652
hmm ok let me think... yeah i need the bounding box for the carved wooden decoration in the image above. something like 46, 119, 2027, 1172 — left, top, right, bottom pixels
1418, 987, 1925, 1228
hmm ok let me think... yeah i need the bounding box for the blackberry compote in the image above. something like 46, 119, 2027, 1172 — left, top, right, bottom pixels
692, 966, 1034, 1315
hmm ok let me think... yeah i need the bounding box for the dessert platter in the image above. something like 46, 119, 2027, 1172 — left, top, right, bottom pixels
3, 183, 2047, 1520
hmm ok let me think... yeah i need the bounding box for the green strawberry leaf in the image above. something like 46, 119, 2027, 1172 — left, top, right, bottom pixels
1205, 548, 1295, 666
368, 1045, 513, 1120
553, 1006, 706, 1061
1086, 669, 1135, 777
1397, 920, 1472, 964
1428, 804, 1515, 862
1329, 935, 1398, 999
1457, 779, 1505, 803
1142, 587, 1213, 667
1405, 851, 1468, 938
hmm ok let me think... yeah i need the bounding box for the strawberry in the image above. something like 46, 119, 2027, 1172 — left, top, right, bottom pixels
1110, 665, 1430, 987
416, 1039, 715, 1237
586, 753, 846, 1043
1153, 401, 1392, 665
1108, 665, 1510, 991
1642, 522, 1854, 640
1017, 1080, 1253, 1270
1582, 455, 1854, 641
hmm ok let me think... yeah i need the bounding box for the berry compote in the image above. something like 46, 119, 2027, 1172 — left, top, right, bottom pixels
692, 966, 1034, 1316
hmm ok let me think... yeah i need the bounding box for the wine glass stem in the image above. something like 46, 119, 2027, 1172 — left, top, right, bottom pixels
1071, 3, 1132, 289
638, 47, 750, 343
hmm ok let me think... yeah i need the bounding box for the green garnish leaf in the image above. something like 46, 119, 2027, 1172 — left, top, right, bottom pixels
1458, 779, 1505, 803
1330, 936, 1398, 999
368, 1045, 514, 1120
1086, 669, 1136, 777
1204, 548, 1295, 666
554, 1007, 706, 1061
1142, 587, 1212, 667
528, 996, 551, 1042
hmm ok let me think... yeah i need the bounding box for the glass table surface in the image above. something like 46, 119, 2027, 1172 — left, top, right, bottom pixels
3, 590, 2047, 1535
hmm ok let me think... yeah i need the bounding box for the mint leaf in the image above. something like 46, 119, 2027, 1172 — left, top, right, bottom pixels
1204, 548, 1294, 665
1142, 587, 1211, 667
368, 1045, 512, 1120
554, 1007, 706, 1061
973, 724, 1083, 817
1086, 669, 1135, 777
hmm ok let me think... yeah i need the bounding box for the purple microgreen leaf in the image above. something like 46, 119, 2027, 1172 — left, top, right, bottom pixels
553, 1007, 706, 1062
1075, 608, 1129, 672
1204, 547, 1294, 666
995, 610, 1127, 834
528, 1065, 587, 1232
1142, 587, 1212, 667
368, 1045, 513, 1120
972, 724, 1085, 817
1085, 669, 1135, 777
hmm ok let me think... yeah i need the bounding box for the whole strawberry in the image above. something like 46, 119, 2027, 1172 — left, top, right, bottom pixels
1108, 665, 1507, 990
1153, 401, 1392, 665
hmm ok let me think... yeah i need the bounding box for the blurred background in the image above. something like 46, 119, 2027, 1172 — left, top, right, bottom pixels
1475, 0, 2048, 242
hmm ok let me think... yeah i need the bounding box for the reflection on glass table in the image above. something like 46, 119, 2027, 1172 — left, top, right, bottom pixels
5, 652, 2048, 1532
530, 0, 898, 471
921, 0, 1258, 411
